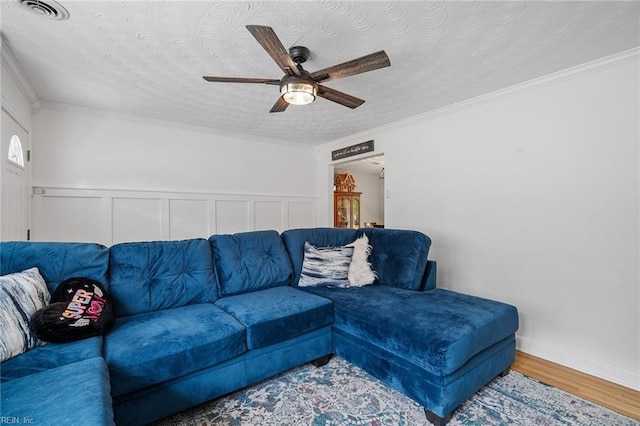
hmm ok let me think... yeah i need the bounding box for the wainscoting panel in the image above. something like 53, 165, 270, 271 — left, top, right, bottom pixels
215, 200, 249, 235
38, 196, 107, 243
169, 199, 209, 241
254, 201, 284, 232
112, 198, 164, 244
288, 201, 315, 230
31, 188, 316, 246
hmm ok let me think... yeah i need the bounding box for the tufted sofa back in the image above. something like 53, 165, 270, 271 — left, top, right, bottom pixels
354, 228, 431, 291
0, 241, 109, 294
1, 228, 433, 317
209, 230, 293, 297
281, 227, 431, 291
108, 239, 218, 317
281, 228, 358, 286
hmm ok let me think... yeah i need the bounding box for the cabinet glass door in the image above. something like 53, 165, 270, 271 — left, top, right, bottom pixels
337, 197, 350, 228
352, 198, 359, 228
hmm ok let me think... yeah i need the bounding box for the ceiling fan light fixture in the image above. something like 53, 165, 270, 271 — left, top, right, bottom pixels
203, 26, 390, 112
280, 77, 317, 105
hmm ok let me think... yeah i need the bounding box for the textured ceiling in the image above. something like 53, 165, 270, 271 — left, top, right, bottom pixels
1, 1, 639, 145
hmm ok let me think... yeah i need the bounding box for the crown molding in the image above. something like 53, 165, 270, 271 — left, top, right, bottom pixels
320, 47, 640, 153
1, 39, 39, 105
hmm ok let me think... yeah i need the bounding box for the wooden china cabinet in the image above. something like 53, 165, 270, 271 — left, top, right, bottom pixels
334, 191, 361, 229
334, 173, 361, 229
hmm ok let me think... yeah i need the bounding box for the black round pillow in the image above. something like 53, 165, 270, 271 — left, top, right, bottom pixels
31, 277, 116, 343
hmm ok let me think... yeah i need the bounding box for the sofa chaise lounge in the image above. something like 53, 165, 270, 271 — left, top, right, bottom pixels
0, 227, 518, 425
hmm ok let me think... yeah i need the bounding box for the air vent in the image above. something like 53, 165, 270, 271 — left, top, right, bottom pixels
19, 0, 69, 21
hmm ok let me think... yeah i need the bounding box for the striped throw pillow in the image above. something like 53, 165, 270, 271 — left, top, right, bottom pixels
0, 267, 51, 362
298, 241, 354, 288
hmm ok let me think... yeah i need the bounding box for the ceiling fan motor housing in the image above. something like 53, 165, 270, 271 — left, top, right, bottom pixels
289, 46, 310, 64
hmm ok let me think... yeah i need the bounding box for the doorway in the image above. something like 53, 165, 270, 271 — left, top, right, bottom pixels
332, 154, 385, 229
1, 110, 31, 241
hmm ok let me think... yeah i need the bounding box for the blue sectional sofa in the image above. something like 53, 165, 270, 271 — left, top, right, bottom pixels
0, 228, 518, 426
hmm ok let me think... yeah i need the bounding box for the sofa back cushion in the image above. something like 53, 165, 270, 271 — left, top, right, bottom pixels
209, 230, 293, 297
0, 242, 109, 294
355, 228, 431, 291
281, 228, 358, 285
109, 239, 217, 317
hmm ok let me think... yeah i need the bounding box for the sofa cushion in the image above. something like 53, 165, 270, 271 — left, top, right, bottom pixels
210, 230, 293, 297
109, 239, 218, 317
354, 228, 430, 290
1, 357, 114, 425
215, 286, 333, 350
303, 286, 518, 376
281, 228, 358, 285
104, 303, 246, 397
1, 336, 103, 382
0, 267, 51, 362
0, 241, 109, 294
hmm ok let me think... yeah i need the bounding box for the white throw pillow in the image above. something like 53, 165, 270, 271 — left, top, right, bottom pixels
0, 267, 51, 362
346, 234, 377, 287
298, 242, 354, 288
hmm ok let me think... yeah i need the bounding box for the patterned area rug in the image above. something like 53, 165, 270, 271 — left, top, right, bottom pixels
153, 357, 638, 426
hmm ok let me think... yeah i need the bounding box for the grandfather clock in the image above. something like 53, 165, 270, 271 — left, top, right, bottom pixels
334, 173, 361, 229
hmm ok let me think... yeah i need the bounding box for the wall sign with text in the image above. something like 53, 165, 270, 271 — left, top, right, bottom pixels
331, 140, 374, 161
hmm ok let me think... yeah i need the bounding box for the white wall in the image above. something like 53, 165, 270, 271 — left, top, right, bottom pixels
334, 168, 384, 225
32, 104, 315, 195
30, 104, 318, 243
317, 53, 640, 390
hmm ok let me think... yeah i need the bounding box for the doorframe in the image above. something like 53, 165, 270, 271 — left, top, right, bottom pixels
328, 152, 385, 228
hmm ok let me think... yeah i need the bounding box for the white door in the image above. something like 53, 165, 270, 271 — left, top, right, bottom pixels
1, 110, 30, 241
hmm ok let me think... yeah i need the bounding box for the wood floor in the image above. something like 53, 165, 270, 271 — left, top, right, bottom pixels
512, 351, 640, 420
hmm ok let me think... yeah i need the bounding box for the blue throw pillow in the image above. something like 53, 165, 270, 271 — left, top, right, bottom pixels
298, 242, 354, 288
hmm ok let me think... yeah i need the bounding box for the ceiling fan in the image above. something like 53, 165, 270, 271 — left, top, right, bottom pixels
203, 25, 391, 113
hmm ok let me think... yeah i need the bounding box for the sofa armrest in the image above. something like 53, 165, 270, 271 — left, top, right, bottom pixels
420, 260, 437, 291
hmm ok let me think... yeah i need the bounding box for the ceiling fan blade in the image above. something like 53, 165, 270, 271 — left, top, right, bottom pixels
246, 25, 301, 77
269, 96, 289, 113
203, 76, 280, 85
310, 51, 390, 83
317, 85, 365, 109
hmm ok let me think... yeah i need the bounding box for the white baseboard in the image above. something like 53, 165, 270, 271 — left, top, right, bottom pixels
516, 335, 639, 391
